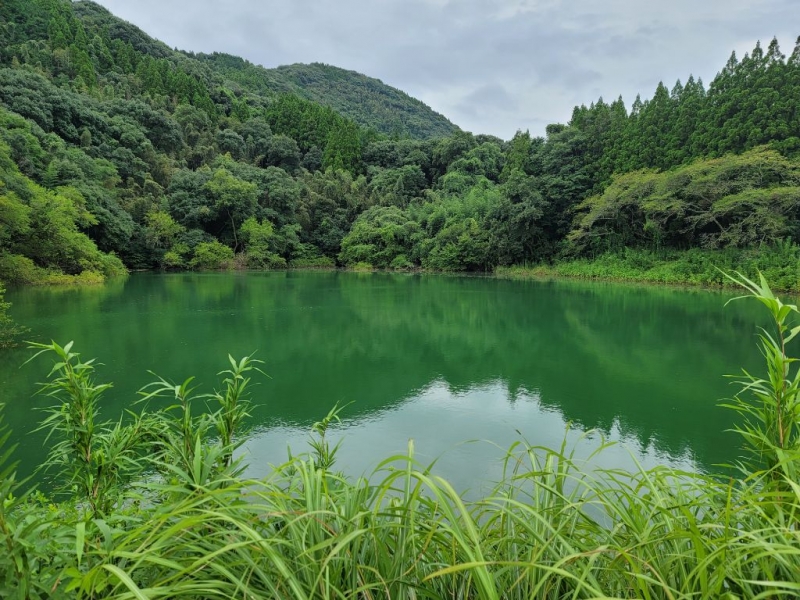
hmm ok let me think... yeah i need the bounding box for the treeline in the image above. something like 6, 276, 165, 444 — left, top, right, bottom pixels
0, 0, 799, 286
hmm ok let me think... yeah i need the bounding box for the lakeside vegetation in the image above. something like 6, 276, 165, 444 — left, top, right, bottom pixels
497, 245, 800, 291
0, 281, 26, 347
0, 275, 798, 598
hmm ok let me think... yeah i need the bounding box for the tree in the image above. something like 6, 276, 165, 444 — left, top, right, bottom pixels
369, 165, 427, 207
144, 210, 184, 250
203, 168, 258, 250
258, 134, 301, 172
486, 170, 548, 264
323, 120, 362, 175
240, 216, 285, 268
215, 129, 245, 160
569, 147, 800, 255
189, 240, 233, 270
339, 205, 419, 268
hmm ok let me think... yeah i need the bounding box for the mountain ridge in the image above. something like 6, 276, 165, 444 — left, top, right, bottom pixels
193, 54, 460, 139
70, 0, 459, 139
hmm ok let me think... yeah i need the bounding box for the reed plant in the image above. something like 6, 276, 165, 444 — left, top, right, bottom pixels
722, 272, 800, 487
1, 274, 799, 599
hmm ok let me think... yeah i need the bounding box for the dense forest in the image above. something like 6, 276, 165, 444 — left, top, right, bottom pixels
197, 57, 459, 139
0, 0, 799, 295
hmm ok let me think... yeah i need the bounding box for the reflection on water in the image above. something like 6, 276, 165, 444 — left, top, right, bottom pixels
0, 272, 767, 489
241, 378, 702, 497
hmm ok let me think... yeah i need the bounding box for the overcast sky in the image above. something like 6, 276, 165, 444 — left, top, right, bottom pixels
91, 0, 796, 139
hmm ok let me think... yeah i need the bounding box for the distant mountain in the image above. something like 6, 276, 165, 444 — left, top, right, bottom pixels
67, 1, 460, 140
196, 56, 459, 140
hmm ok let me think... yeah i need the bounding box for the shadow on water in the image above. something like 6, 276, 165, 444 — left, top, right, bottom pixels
0, 271, 767, 488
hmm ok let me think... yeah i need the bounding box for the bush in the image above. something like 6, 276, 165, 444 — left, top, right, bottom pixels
0, 252, 43, 285
189, 241, 234, 270
0, 253, 111, 285
390, 254, 414, 270
350, 261, 374, 272
244, 251, 287, 270
289, 256, 336, 269
162, 243, 189, 269
94, 252, 127, 279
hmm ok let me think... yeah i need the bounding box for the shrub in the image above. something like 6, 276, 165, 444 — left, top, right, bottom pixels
162, 243, 189, 269
189, 241, 234, 270
390, 254, 414, 270
0, 252, 44, 285
289, 256, 336, 269
350, 261, 374, 271
94, 252, 127, 279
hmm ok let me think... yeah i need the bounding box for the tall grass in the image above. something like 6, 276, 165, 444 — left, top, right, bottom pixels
497, 244, 800, 292
2, 276, 799, 599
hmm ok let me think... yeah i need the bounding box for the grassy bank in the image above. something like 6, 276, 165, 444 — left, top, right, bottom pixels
2, 276, 799, 599
497, 246, 800, 292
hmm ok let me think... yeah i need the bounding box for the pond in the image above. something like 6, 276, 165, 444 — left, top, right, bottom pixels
0, 271, 766, 493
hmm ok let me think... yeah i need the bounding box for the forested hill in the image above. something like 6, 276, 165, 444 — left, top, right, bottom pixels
0, 0, 800, 297
195, 57, 459, 139
1, 0, 458, 141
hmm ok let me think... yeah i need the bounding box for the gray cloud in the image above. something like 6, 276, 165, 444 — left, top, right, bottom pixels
93, 0, 797, 139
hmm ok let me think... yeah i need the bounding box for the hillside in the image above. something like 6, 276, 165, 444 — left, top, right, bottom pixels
37, 1, 458, 141
195, 55, 458, 139
73, 1, 458, 140
0, 0, 799, 304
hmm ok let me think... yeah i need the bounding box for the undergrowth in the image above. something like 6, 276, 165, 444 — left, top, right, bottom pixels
498, 245, 800, 291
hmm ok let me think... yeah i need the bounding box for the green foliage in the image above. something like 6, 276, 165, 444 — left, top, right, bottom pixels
0, 281, 26, 347
162, 244, 188, 269
211, 355, 261, 467
289, 256, 335, 269
723, 272, 800, 485
144, 210, 183, 250
350, 261, 375, 271
203, 168, 258, 250
207, 58, 459, 139
369, 164, 427, 206
189, 240, 233, 270
265, 94, 348, 152
339, 205, 418, 268
570, 147, 800, 255
322, 119, 363, 175
498, 245, 800, 291
240, 216, 285, 269
308, 401, 349, 471
412, 180, 499, 271
0, 400, 70, 600
27, 340, 149, 517
2, 0, 800, 281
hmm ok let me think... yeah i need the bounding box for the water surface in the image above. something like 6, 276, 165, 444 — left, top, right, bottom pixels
0, 272, 766, 492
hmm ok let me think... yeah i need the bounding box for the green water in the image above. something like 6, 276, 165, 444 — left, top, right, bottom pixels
0, 272, 766, 492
